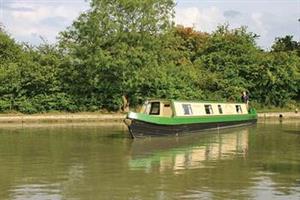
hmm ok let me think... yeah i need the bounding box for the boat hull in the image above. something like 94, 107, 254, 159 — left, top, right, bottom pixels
127, 118, 257, 138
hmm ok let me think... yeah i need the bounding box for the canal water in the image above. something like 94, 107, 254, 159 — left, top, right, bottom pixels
0, 120, 299, 200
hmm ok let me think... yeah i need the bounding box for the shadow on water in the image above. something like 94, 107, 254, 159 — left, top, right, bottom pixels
284, 130, 300, 135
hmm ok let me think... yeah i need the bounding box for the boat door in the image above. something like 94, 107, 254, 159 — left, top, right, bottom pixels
142, 100, 173, 117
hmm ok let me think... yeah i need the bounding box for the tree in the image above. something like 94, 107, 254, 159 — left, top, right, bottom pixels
0, 27, 73, 113
271, 35, 300, 55
175, 25, 209, 62
59, 0, 175, 110
1, 15, 299, 113
193, 25, 261, 100
0, 29, 24, 111
250, 52, 299, 106
16, 44, 73, 113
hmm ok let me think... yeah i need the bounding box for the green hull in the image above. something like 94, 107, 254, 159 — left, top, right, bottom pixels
125, 110, 257, 138
127, 111, 257, 125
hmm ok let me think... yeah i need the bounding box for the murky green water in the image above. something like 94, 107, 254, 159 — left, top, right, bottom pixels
0, 121, 299, 200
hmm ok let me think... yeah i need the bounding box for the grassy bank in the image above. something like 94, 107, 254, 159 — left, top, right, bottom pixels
254, 101, 299, 113
256, 107, 299, 113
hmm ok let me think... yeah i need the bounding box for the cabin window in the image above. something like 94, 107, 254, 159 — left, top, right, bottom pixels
204, 105, 213, 114
218, 105, 223, 114
236, 105, 242, 113
182, 104, 193, 115
149, 102, 160, 115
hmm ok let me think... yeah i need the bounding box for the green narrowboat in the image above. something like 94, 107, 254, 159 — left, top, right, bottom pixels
124, 99, 257, 138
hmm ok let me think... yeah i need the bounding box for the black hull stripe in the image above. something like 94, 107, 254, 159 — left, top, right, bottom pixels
128, 119, 257, 138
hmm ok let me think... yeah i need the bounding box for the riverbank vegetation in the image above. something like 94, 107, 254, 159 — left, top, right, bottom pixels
0, 0, 299, 113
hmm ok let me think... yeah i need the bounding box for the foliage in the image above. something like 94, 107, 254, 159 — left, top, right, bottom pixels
58, 0, 175, 110
271, 35, 300, 56
0, 0, 299, 113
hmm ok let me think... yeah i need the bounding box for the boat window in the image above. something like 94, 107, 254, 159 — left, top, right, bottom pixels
204, 105, 213, 114
182, 104, 193, 115
149, 102, 160, 115
236, 105, 242, 113
218, 105, 223, 114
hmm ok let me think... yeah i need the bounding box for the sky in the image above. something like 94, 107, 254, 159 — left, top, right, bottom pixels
0, 0, 299, 49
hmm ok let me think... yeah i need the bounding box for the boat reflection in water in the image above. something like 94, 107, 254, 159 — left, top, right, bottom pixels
129, 127, 250, 173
